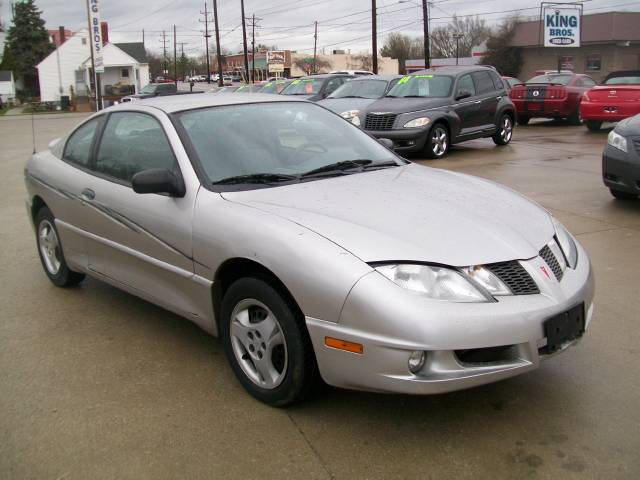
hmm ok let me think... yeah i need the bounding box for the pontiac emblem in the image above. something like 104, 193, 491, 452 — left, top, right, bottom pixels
540, 266, 551, 279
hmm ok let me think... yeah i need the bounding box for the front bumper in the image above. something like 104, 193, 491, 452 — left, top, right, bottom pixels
602, 143, 640, 194
580, 101, 640, 122
366, 127, 429, 153
306, 240, 594, 394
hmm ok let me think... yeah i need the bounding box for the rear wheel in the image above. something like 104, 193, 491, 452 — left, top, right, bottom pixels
35, 207, 85, 287
220, 277, 317, 406
610, 189, 637, 200
586, 120, 602, 131
568, 108, 582, 126
517, 115, 530, 126
423, 123, 449, 159
492, 114, 514, 146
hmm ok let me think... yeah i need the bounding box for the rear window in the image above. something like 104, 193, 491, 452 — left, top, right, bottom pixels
527, 74, 573, 85
604, 75, 640, 85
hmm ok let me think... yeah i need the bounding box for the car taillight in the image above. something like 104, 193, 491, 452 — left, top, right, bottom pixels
509, 87, 524, 99
546, 87, 566, 99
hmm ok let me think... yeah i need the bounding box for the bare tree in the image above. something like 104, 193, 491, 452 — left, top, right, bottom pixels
293, 57, 332, 75
379, 33, 423, 74
351, 54, 373, 71
481, 16, 524, 77
430, 15, 490, 58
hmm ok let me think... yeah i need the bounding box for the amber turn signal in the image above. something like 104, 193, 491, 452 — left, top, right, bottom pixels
324, 336, 364, 354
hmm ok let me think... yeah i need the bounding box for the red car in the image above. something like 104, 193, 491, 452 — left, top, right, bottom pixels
580, 70, 640, 131
509, 72, 597, 125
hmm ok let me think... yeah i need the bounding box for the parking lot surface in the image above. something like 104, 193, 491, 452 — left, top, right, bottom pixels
1, 113, 639, 479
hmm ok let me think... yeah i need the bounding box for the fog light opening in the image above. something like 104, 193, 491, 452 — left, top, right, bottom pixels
408, 350, 426, 374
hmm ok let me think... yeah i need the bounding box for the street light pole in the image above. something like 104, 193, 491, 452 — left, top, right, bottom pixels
453, 33, 463, 66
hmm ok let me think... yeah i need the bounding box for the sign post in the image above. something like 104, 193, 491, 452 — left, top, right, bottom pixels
86, 0, 104, 110
540, 3, 583, 73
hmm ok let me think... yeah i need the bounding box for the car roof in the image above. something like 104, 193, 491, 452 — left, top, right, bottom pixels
109, 93, 307, 113
300, 73, 353, 79
350, 74, 403, 81
410, 65, 495, 76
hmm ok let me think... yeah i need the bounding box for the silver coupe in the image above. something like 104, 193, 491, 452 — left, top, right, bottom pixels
24, 94, 594, 406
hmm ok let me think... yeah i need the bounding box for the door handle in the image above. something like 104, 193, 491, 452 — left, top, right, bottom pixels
80, 188, 95, 201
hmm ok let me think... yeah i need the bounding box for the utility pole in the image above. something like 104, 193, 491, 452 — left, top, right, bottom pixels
142, 28, 145, 48
212, 0, 224, 87
313, 21, 318, 74
200, 3, 212, 83
240, 0, 249, 83
251, 14, 256, 82
173, 25, 178, 84
177, 42, 188, 81
160, 30, 169, 77
371, 0, 378, 74
422, 0, 430, 69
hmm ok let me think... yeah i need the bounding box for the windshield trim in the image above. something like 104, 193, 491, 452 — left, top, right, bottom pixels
169, 101, 407, 193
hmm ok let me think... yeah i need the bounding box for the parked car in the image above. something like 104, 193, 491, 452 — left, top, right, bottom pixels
258, 79, 293, 94
280, 74, 354, 101
25, 94, 593, 406
222, 76, 233, 86
230, 73, 242, 82
317, 75, 402, 124
580, 70, 640, 131
509, 72, 596, 125
234, 83, 266, 93
361, 66, 516, 158
502, 76, 522, 91
329, 70, 374, 76
602, 113, 640, 199
121, 83, 179, 102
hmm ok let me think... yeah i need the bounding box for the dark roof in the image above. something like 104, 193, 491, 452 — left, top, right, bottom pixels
115, 43, 147, 63
411, 65, 493, 75
301, 73, 354, 79
0, 70, 12, 82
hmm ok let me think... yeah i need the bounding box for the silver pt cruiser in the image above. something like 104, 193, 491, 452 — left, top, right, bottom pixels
24, 94, 594, 406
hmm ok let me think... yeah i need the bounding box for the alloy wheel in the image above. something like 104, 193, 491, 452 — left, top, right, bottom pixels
229, 298, 288, 389
38, 219, 61, 275
431, 126, 448, 157
501, 116, 513, 143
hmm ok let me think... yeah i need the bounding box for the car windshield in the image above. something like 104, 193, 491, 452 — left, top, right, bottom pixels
526, 74, 573, 85
604, 75, 640, 85
175, 102, 399, 186
259, 81, 290, 94
235, 84, 262, 93
139, 84, 157, 94
281, 78, 325, 95
385, 75, 452, 98
328, 79, 388, 99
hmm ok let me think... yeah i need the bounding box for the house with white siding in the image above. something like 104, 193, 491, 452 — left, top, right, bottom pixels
36, 29, 149, 105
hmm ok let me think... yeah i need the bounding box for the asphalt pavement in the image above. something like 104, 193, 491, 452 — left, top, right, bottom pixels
1, 112, 639, 479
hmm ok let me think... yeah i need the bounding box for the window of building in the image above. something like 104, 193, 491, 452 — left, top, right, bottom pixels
586, 55, 602, 71
121, 69, 129, 78
81, 38, 87, 45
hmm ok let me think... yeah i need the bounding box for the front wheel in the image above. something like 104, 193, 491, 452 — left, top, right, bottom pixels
492, 114, 514, 146
610, 189, 637, 200
423, 123, 449, 159
586, 120, 602, 131
220, 277, 317, 406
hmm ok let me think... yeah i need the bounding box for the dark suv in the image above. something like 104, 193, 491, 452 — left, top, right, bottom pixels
361, 66, 516, 158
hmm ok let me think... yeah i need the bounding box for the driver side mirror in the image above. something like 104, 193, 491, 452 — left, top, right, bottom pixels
455, 90, 472, 101
132, 169, 185, 197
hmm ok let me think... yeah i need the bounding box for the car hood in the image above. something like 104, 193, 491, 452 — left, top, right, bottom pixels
615, 113, 640, 136
221, 164, 554, 266
364, 96, 450, 115
317, 98, 377, 114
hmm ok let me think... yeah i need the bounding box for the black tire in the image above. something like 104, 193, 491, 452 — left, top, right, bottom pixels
610, 189, 637, 200
220, 277, 317, 406
34, 207, 85, 287
423, 123, 449, 159
586, 120, 602, 131
492, 113, 514, 146
517, 115, 530, 126
568, 108, 582, 126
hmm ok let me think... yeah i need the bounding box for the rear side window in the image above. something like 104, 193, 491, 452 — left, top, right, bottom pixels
324, 77, 345, 95
489, 71, 505, 91
95, 112, 177, 184
63, 118, 100, 167
456, 74, 476, 97
472, 71, 496, 94
579, 77, 596, 87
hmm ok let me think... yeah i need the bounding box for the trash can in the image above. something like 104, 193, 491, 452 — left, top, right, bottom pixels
60, 95, 70, 110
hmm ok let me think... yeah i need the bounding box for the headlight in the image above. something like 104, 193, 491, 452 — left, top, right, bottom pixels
375, 264, 490, 302
340, 110, 361, 126
607, 131, 627, 153
462, 266, 512, 296
403, 117, 431, 128
552, 218, 578, 269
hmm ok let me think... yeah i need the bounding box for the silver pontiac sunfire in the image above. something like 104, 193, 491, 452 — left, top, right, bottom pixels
25, 94, 594, 406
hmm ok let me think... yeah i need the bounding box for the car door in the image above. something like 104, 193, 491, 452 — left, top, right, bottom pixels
78, 109, 205, 318
451, 73, 481, 137
472, 70, 501, 130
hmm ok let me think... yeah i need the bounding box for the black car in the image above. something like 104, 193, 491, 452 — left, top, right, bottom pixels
280, 74, 354, 101
602, 113, 640, 200
361, 66, 516, 158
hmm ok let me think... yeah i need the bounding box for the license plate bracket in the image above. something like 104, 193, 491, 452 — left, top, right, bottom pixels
541, 303, 585, 354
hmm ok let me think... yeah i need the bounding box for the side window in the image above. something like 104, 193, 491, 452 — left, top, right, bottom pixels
489, 71, 505, 91
472, 71, 496, 95
95, 112, 178, 184
63, 118, 100, 167
581, 77, 596, 87
324, 78, 344, 95
456, 74, 476, 98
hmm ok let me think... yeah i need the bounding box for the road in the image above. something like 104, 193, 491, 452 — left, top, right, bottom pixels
1, 112, 639, 479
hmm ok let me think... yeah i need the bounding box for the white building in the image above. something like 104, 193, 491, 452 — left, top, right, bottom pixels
36, 29, 149, 104
0, 70, 16, 104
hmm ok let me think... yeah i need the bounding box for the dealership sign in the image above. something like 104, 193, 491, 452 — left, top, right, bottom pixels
267, 50, 286, 73
88, 0, 104, 72
543, 7, 581, 47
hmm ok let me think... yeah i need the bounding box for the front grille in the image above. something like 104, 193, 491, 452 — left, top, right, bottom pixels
486, 261, 539, 295
633, 139, 640, 155
364, 113, 397, 130
539, 244, 564, 281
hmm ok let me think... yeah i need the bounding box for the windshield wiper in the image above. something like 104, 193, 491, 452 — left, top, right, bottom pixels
212, 173, 299, 185
399, 95, 427, 98
300, 159, 373, 177
362, 161, 401, 170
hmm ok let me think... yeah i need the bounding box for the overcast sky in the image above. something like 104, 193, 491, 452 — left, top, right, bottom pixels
1, 0, 639, 56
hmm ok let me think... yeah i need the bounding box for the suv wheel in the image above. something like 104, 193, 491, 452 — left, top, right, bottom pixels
220, 277, 317, 406
492, 114, 513, 146
424, 123, 449, 159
